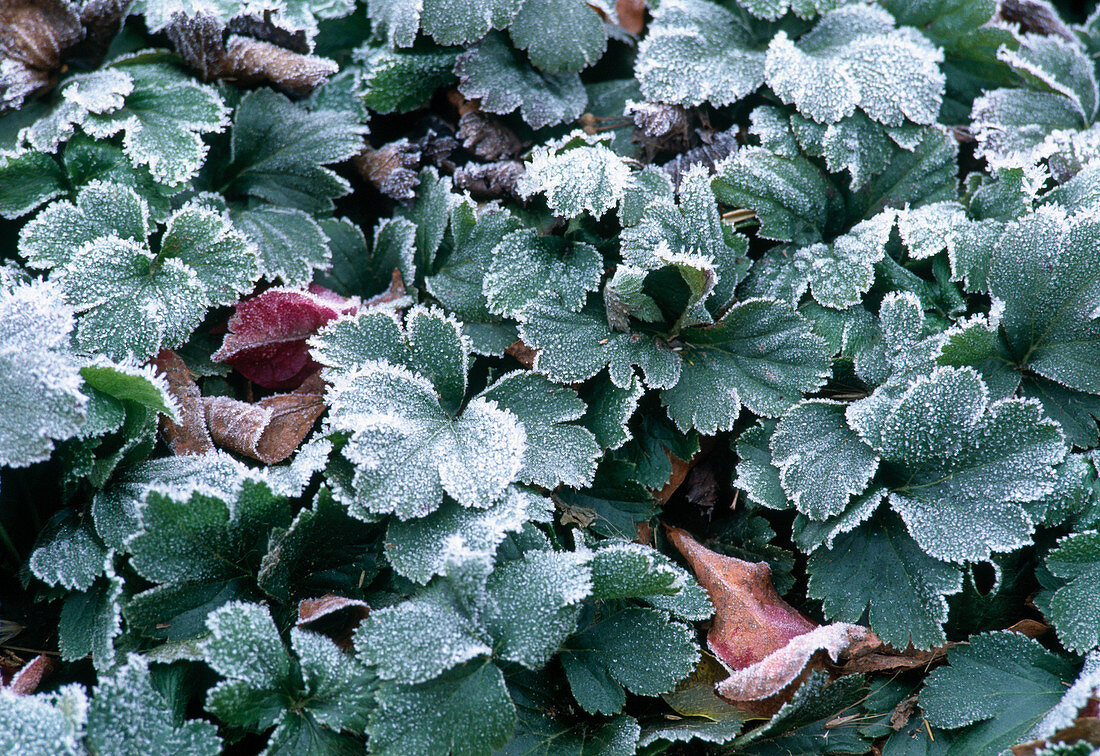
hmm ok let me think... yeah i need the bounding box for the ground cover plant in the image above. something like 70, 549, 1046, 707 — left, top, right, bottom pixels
4, 0, 1100, 753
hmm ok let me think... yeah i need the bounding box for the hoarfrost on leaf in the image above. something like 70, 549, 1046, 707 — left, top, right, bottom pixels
516, 130, 635, 219
635, 0, 765, 109
0, 279, 87, 467
483, 229, 603, 318
456, 33, 587, 130
1044, 531, 1100, 653
764, 5, 945, 127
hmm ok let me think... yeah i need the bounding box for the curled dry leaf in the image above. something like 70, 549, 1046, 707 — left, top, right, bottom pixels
505, 339, 538, 370
457, 111, 523, 162
356, 133, 458, 200
666, 525, 875, 713
166, 12, 337, 96
454, 160, 525, 200
297, 594, 370, 627
0, 0, 82, 112
203, 371, 326, 465
151, 349, 215, 456
213, 284, 360, 390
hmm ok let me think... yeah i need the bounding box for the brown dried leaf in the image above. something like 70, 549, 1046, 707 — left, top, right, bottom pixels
356, 139, 423, 200
666, 525, 875, 712
203, 372, 326, 465
457, 111, 523, 161
1012, 711, 1100, 755
505, 339, 538, 370
221, 36, 338, 97
151, 349, 215, 456
453, 160, 525, 200
0, 1, 82, 72
997, 0, 1075, 41
364, 268, 407, 308
615, 0, 646, 34
1006, 618, 1050, 639
297, 594, 370, 626
655, 452, 694, 504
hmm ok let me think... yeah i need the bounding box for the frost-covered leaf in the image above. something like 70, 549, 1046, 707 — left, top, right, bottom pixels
456, 33, 587, 130
369, 0, 522, 46
58, 565, 124, 670
0, 684, 88, 756
621, 165, 750, 313
771, 399, 878, 520
519, 297, 681, 390
219, 88, 366, 213
481, 549, 592, 668
232, 206, 331, 287
807, 512, 963, 649
204, 601, 372, 751
369, 661, 515, 756
662, 298, 831, 434
0, 279, 87, 467
988, 207, 1100, 396
734, 421, 788, 511
563, 608, 698, 715
509, 0, 607, 74
920, 631, 1078, 755
214, 285, 358, 390
713, 146, 839, 244
29, 512, 106, 591
850, 366, 1066, 563
480, 372, 601, 489
765, 5, 945, 127
125, 479, 292, 640
1045, 531, 1100, 653
357, 43, 460, 114
802, 210, 896, 309
87, 654, 222, 756
580, 372, 643, 451
507, 677, 641, 756
898, 201, 968, 260
516, 131, 634, 219
484, 229, 603, 317
635, 0, 765, 108
326, 362, 526, 519
355, 585, 489, 684
23, 58, 228, 185
385, 487, 552, 583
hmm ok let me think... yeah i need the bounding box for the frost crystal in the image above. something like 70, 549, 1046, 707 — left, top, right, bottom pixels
0, 279, 87, 467
517, 130, 635, 218
765, 5, 945, 127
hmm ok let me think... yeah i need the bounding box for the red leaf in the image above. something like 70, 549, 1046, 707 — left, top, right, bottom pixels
1, 655, 54, 695
213, 285, 360, 390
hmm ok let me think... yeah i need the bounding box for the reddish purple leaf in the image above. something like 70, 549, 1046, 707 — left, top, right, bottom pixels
213, 285, 359, 389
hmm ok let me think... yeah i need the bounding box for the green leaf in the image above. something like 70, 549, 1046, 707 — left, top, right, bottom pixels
480, 372, 602, 489
203, 600, 292, 690
354, 586, 490, 683
803, 211, 896, 309
506, 674, 641, 755
481, 549, 592, 668
484, 230, 603, 318
358, 43, 460, 114
808, 513, 963, 649
509, 0, 607, 74
125, 480, 291, 640
456, 33, 587, 129
290, 627, 375, 734
635, 0, 765, 108
517, 131, 634, 219
850, 366, 1067, 563
325, 362, 526, 519
564, 608, 698, 707
0, 280, 87, 467
662, 298, 831, 434
772, 399, 879, 520
80, 362, 177, 418
58, 568, 124, 670
580, 372, 644, 451
232, 206, 331, 287
919, 631, 1078, 755
88, 654, 222, 756
519, 297, 681, 390
766, 5, 944, 127
385, 487, 553, 584
221, 88, 367, 213
369, 661, 515, 756
734, 421, 789, 510
1045, 531, 1100, 653
0, 149, 66, 219
712, 145, 839, 244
